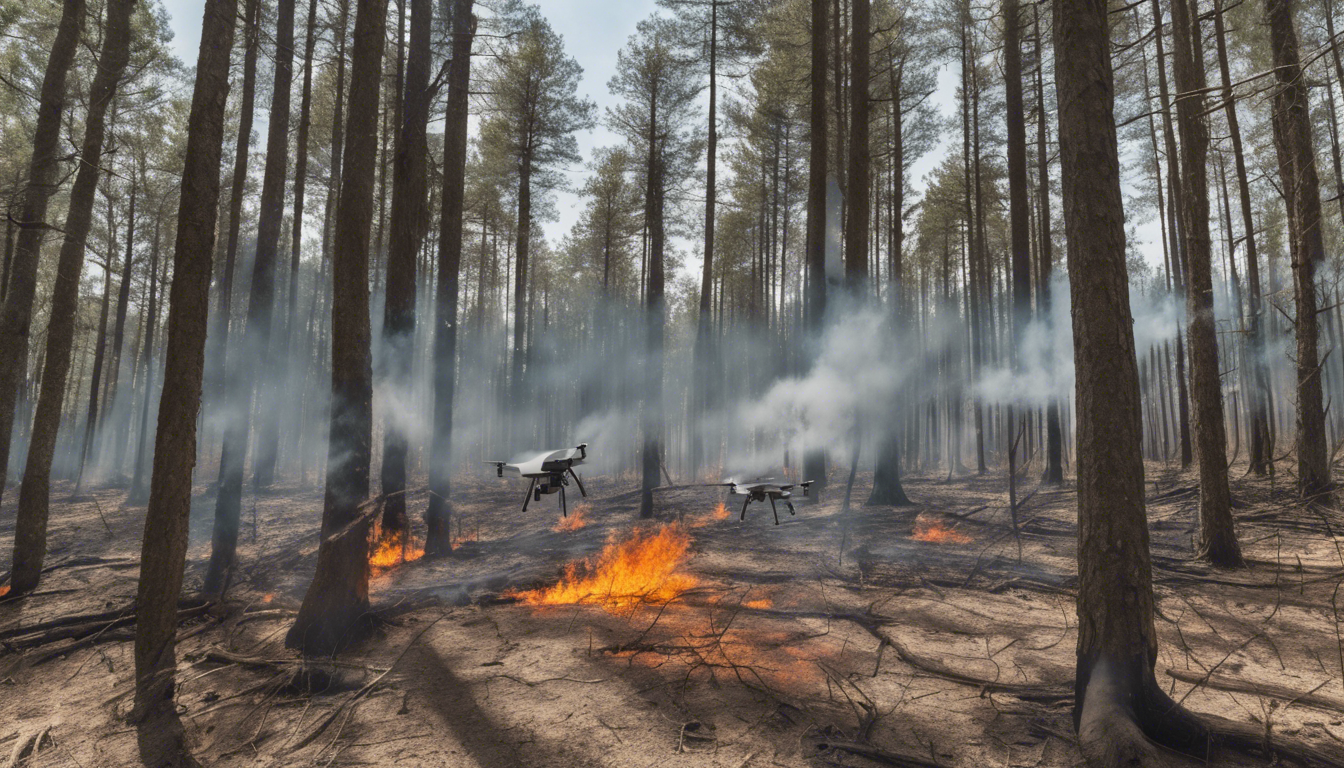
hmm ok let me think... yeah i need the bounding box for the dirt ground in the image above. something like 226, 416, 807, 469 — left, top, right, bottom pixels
4, 459, 1344, 767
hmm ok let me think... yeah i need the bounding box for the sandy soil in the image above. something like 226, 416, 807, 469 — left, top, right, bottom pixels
3, 460, 1344, 767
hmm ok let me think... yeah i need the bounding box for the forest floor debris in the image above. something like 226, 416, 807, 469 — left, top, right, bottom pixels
1, 461, 1343, 766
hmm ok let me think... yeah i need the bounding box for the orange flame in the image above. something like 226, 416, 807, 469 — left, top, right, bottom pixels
0, 585, 8, 598
261, 593, 274, 604
911, 514, 972, 544
370, 528, 425, 577
511, 523, 698, 612
553, 503, 590, 532
711, 501, 729, 520
743, 598, 772, 610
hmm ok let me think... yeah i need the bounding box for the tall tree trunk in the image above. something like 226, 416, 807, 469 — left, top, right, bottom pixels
380, 0, 433, 538
1214, 0, 1269, 476
0, 0, 86, 505
250, 0, 297, 490
639, 97, 665, 520
844, 0, 869, 291
132, 0, 238, 727
425, 0, 475, 556
868, 47, 911, 508
9, 0, 133, 597
1035, 3, 1063, 485
803, 0, 828, 488
511, 158, 533, 450
205, 0, 295, 596
208, 0, 261, 407
130, 210, 163, 503
1151, 0, 1192, 468
691, 0, 718, 482
1055, 2, 1212, 761
287, 0, 389, 655
1005, 0, 1030, 535
1266, 0, 1332, 501
98, 178, 137, 479
1170, 0, 1241, 566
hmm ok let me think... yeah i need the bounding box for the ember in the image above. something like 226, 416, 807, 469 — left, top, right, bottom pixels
0, 585, 8, 598
511, 523, 698, 612
553, 503, 590, 532
370, 528, 425, 576
261, 593, 274, 603
911, 514, 972, 544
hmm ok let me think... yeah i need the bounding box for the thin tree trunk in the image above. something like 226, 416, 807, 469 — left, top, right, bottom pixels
426, 0, 475, 555
132, 0, 238, 728
1170, 0, 1240, 566
0, 0, 86, 505
803, 0, 828, 488
9, 0, 133, 596
380, 0, 433, 538
205, 0, 295, 596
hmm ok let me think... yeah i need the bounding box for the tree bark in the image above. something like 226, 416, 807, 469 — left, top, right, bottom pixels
1055, 2, 1213, 762
0, 0, 86, 505
803, 0, 828, 488
1266, 0, 1332, 501
1005, 0, 1031, 515
205, 0, 295, 596
426, 0, 475, 555
1169, 0, 1241, 566
379, 0, 433, 539
132, 0, 238, 725
1214, 0, 1269, 476
207, 0, 261, 408
1035, 3, 1063, 486
287, 0, 389, 656
9, 0, 136, 597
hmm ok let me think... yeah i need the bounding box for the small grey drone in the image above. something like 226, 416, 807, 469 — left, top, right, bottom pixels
487, 443, 588, 515
711, 479, 815, 524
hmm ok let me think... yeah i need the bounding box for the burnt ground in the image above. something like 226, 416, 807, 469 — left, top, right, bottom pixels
3, 460, 1344, 767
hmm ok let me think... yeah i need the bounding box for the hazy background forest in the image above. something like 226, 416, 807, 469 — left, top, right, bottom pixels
6, 0, 1344, 765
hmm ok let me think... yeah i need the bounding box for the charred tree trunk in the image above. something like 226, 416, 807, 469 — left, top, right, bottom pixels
425, 0, 475, 556
379, 0, 433, 539
287, 0, 389, 655
1169, 0, 1241, 566
0, 0, 86, 505
1266, 0, 1332, 501
132, 0, 238, 727
8, 0, 134, 597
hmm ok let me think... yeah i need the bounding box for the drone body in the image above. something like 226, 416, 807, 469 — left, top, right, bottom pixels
721, 479, 815, 524
488, 444, 588, 515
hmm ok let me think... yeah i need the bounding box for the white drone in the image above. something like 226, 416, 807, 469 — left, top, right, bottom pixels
487, 443, 588, 515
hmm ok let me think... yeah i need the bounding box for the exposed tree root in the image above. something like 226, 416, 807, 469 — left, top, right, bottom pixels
1075, 653, 1343, 767
1165, 667, 1344, 714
